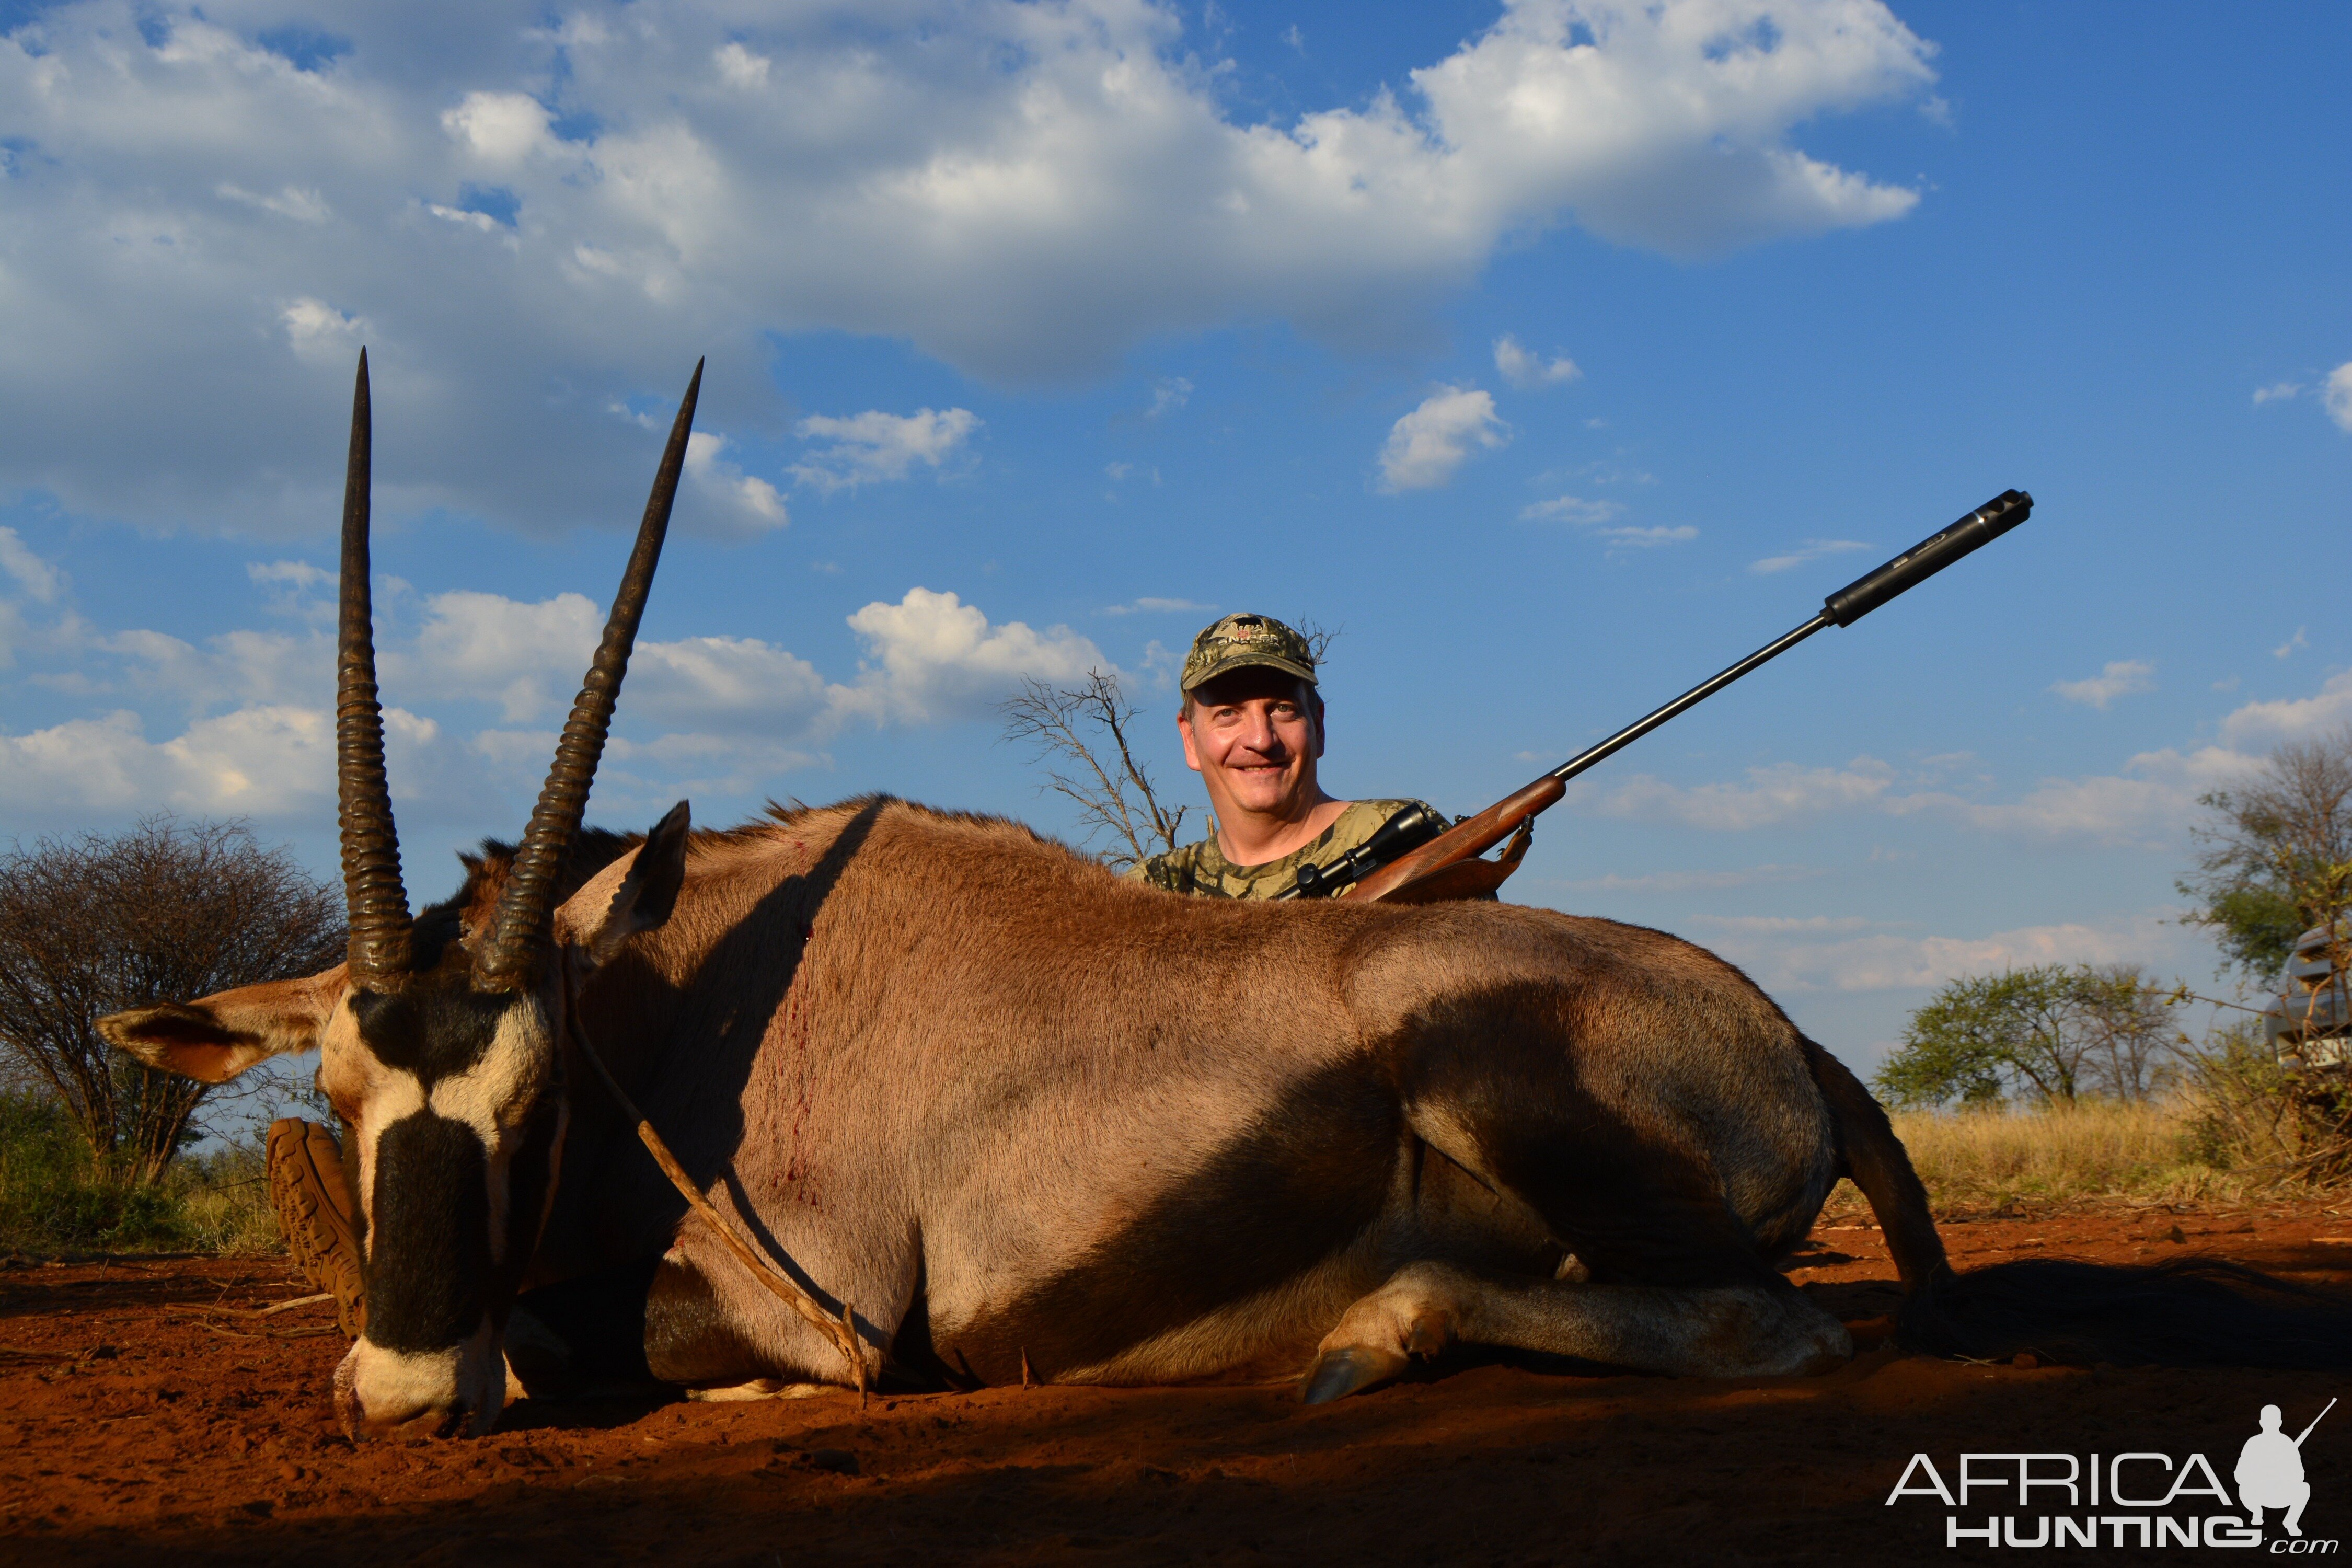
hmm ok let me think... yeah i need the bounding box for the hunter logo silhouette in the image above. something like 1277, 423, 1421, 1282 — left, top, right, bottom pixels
2241, 1397, 2331, 1538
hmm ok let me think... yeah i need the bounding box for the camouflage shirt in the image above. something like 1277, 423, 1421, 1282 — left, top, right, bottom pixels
1125, 800, 1443, 900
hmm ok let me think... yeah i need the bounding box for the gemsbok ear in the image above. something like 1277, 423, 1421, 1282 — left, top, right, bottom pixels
566, 801, 691, 968
97, 967, 349, 1085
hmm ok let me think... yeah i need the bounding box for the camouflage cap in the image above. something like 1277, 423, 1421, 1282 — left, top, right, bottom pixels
1180, 612, 1318, 693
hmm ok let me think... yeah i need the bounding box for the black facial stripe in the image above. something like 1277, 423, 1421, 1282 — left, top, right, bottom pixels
366, 1111, 492, 1353
350, 984, 515, 1090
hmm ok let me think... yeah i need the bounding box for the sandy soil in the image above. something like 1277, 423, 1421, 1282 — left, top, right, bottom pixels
4, 1203, 2350, 1566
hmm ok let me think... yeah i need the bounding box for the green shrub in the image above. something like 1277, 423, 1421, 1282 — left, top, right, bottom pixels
0, 1088, 281, 1255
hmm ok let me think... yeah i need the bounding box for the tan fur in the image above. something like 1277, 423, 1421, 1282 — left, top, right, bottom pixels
537, 798, 1844, 1392
108, 795, 1855, 1402
98, 965, 348, 1083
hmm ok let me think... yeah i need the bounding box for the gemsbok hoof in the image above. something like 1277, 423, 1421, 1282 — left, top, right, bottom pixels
1301, 1346, 1406, 1404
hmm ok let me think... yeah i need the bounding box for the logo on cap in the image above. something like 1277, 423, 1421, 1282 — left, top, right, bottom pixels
1181, 612, 1317, 692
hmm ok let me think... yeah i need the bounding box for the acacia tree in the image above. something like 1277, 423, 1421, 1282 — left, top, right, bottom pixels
2181, 725, 2352, 981
0, 817, 342, 1183
1875, 963, 2177, 1109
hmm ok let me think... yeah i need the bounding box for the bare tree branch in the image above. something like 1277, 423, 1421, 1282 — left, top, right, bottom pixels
1293, 619, 1341, 670
999, 668, 1190, 870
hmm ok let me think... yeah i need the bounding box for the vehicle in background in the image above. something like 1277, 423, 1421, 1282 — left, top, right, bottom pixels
2266, 920, 2351, 1068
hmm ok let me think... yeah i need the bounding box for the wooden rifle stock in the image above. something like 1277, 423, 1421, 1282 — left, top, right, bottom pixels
1342, 774, 1563, 903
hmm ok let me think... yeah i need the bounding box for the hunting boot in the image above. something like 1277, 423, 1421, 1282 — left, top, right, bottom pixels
266, 1117, 366, 1339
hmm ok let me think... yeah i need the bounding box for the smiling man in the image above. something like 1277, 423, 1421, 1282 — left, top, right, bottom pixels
1129, 612, 1442, 900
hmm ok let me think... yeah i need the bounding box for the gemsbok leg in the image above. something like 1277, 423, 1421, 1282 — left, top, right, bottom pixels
1302, 1259, 1850, 1401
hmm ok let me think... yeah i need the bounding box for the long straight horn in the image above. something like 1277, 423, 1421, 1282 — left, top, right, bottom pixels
337, 349, 414, 989
475, 359, 702, 991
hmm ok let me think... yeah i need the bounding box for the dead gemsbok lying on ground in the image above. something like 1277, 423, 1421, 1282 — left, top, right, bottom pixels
102, 358, 2352, 1439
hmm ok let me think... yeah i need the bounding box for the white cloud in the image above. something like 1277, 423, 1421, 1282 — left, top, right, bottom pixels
1378, 386, 1507, 491
0, 527, 64, 603
1553, 863, 1824, 893
441, 90, 555, 166
280, 298, 372, 368
1592, 524, 1697, 548
1493, 334, 1579, 388
395, 587, 829, 736
1574, 757, 1908, 832
790, 408, 981, 493
0, 0, 1936, 534
2328, 363, 2352, 432
2050, 658, 2154, 709
837, 587, 1104, 724
630, 636, 831, 736
1540, 670, 2352, 862
0, 578, 1103, 821
2274, 627, 2308, 660
1695, 908, 2207, 994
0, 702, 446, 818
683, 431, 788, 534
1101, 597, 1215, 616
1146, 378, 1193, 419
713, 43, 771, 91
1519, 495, 1624, 524
2253, 381, 2301, 405
1517, 494, 1690, 547
1750, 538, 1870, 574
1140, 638, 1181, 690
1570, 743, 2254, 849
396, 590, 602, 722
105, 623, 325, 713
2220, 668, 2352, 745
425, 203, 503, 234
246, 559, 333, 625
216, 182, 331, 223
1951, 760, 2219, 847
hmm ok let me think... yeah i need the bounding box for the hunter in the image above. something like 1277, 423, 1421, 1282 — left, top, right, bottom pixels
1128, 612, 1443, 900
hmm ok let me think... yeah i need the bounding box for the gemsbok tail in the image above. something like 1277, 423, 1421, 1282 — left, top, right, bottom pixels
1802, 1038, 2352, 1370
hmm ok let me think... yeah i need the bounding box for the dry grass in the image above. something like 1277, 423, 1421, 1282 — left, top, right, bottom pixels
1820, 1100, 2261, 1218
167, 1152, 284, 1256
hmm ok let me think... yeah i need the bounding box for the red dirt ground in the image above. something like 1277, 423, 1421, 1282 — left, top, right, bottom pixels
5, 1204, 2351, 1565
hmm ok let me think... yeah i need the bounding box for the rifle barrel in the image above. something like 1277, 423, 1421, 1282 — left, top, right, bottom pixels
2296, 1397, 2337, 1446
1545, 489, 2032, 790
1547, 613, 1829, 789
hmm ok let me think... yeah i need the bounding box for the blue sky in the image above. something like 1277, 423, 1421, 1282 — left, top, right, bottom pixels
1, 0, 2347, 1076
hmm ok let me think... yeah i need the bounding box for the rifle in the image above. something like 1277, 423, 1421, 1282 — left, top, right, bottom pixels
1282, 488, 2036, 903
2296, 1398, 2336, 1447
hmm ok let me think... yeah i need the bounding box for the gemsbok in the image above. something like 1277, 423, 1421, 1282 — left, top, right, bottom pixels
102, 355, 2352, 1439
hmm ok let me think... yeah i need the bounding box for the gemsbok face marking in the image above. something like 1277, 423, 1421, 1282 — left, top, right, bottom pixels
102, 351, 698, 1438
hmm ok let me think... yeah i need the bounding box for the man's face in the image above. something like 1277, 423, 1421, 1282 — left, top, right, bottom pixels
1178, 667, 1323, 820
